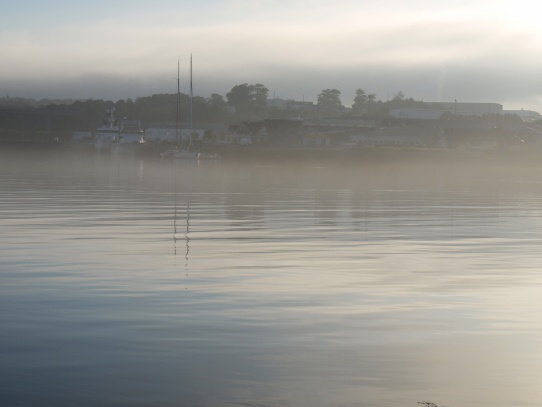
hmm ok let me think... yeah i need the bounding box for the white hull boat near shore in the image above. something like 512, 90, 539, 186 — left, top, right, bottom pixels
95, 109, 119, 152
160, 147, 198, 159
196, 152, 220, 160
110, 119, 145, 155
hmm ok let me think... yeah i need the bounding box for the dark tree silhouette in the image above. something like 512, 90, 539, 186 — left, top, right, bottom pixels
317, 88, 342, 109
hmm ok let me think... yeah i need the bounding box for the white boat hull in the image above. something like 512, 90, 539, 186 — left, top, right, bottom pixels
95, 109, 120, 152
111, 143, 136, 155
160, 148, 179, 158
197, 152, 220, 160
174, 150, 200, 159
95, 134, 115, 152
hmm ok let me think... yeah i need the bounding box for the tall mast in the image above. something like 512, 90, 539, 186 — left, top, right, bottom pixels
189, 54, 194, 144
176, 60, 180, 145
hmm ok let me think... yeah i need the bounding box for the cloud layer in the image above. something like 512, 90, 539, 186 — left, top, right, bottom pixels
2, 0, 542, 110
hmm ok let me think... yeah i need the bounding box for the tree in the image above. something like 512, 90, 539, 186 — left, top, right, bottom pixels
208, 93, 226, 108
367, 93, 377, 113
317, 89, 342, 110
226, 83, 269, 117
250, 83, 269, 107
206, 93, 229, 122
387, 91, 426, 109
392, 91, 405, 101
226, 83, 251, 112
352, 88, 368, 114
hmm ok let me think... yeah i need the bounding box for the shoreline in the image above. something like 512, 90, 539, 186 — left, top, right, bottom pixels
1, 140, 541, 166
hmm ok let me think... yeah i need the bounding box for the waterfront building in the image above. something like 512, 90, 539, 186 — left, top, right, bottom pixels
390, 102, 503, 120
144, 125, 206, 142
266, 98, 314, 110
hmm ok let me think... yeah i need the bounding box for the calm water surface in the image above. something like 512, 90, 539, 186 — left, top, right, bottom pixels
1, 149, 542, 407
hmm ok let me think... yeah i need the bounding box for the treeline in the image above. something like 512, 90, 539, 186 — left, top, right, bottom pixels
0, 86, 438, 132
0, 84, 282, 138
0, 92, 232, 139
0, 85, 531, 140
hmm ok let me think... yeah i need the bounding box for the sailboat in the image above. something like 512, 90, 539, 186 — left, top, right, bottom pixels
161, 56, 200, 159
176, 55, 199, 159
160, 61, 185, 158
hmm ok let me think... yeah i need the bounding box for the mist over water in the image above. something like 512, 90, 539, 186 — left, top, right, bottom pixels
1, 148, 542, 407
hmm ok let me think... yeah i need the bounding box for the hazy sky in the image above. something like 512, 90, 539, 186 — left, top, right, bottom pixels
2, 0, 542, 111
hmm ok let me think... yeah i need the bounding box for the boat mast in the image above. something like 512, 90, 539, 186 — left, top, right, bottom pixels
189, 54, 194, 149
176, 60, 180, 145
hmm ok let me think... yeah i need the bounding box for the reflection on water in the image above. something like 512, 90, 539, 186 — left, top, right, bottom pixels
1, 149, 542, 407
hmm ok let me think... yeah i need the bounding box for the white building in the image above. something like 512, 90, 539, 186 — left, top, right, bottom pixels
390, 102, 503, 120
434, 102, 502, 116
145, 127, 205, 142
266, 98, 314, 110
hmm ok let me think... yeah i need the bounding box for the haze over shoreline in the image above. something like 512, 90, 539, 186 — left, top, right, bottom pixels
2, 1, 542, 111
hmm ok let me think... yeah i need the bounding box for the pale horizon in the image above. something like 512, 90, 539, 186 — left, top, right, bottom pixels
2, 0, 542, 112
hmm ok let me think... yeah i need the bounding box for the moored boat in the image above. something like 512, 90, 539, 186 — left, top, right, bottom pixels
197, 152, 220, 160
160, 146, 180, 158
95, 109, 119, 152
160, 57, 201, 160
110, 119, 145, 155
174, 149, 199, 159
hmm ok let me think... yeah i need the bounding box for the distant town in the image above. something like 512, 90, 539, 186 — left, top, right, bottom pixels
1, 84, 541, 158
